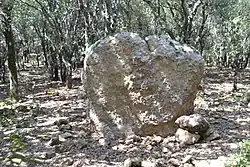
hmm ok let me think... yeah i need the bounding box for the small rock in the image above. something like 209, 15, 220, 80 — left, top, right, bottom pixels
152, 136, 163, 143
175, 128, 200, 145
59, 124, 72, 131
99, 154, 108, 160
127, 146, 139, 153
72, 160, 82, 167
45, 151, 56, 159
125, 139, 134, 145
81, 112, 87, 119
119, 138, 125, 144
155, 159, 168, 167
141, 137, 149, 145
79, 141, 88, 149
175, 114, 210, 135
124, 157, 142, 167
192, 160, 208, 167
133, 136, 142, 143
117, 143, 127, 151
59, 135, 67, 142
54, 118, 69, 126
112, 145, 119, 150
61, 132, 73, 139
11, 158, 22, 164
99, 138, 106, 146
204, 128, 221, 141
141, 160, 158, 167
16, 123, 22, 128
0, 130, 4, 139
69, 113, 86, 121
151, 152, 162, 159
146, 144, 153, 151
168, 158, 181, 166
15, 105, 29, 112
202, 127, 213, 137
182, 155, 192, 163
193, 158, 227, 167
165, 142, 175, 150
162, 136, 176, 150
54, 145, 63, 153
217, 156, 228, 162
61, 157, 74, 166
162, 147, 170, 153
20, 161, 28, 166
164, 142, 180, 152
166, 165, 176, 167
48, 136, 61, 146
182, 163, 194, 167
126, 134, 142, 145
228, 143, 239, 149
163, 136, 176, 143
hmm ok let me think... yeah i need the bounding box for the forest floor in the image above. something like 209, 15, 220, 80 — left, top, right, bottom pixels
0, 66, 250, 167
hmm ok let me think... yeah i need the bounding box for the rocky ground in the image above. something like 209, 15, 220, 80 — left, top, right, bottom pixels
0, 66, 250, 167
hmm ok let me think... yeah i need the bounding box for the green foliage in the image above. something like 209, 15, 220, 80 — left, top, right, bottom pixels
4, 151, 44, 165
10, 133, 27, 151
0, 101, 7, 107
15, 105, 29, 112
243, 92, 250, 104
16, 116, 37, 128
4, 138, 44, 165
6, 0, 250, 73
0, 107, 16, 127
227, 140, 250, 167
0, 103, 34, 128
0, 97, 18, 106
209, 0, 250, 68
5, 97, 18, 104
46, 88, 57, 95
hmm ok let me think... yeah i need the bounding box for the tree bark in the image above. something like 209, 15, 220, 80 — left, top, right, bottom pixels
66, 65, 72, 89
1, 1, 19, 99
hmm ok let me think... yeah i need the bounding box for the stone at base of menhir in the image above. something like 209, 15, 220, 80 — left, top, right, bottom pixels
124, 157, 142, 167
175, 128, 200, 145
175, 114, 210, 135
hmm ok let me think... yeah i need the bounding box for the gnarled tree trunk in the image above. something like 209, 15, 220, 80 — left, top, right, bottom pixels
1, 0, 19, 99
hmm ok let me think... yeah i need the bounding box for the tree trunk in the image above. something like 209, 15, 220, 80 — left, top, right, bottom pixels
66, 65, 72, 89
2, 61, 6, 83
1, 2, 18, 99
0, 54, 7, 83
36, 54, 40, 67
41, 38, 48, 67
49, 46, 59, 81
233, 69, 238, 92
6, 35, 18, 99
59, 53, 66, 82
54, 65, 59, 81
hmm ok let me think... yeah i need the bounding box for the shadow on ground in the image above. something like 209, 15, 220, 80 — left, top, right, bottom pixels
0, 66, 250, 166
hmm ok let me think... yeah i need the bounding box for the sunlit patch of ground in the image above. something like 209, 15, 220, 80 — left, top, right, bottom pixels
193, 67, 250, 161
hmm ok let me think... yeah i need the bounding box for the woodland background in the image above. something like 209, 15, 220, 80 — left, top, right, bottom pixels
1, 0, 250, 167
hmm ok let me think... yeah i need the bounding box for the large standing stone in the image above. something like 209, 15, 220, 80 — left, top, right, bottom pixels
84, 32, 204, 140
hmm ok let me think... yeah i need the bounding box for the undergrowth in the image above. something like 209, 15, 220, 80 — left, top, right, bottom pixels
227, 140, 250, 167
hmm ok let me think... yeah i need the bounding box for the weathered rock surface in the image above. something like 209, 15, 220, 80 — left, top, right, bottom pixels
175, 128, 200, 145
175, 114, 220, 145
193, 156, 228, 167
84, 32, 204, 139
175, 114, 210, 135
124, 157, 142, 167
